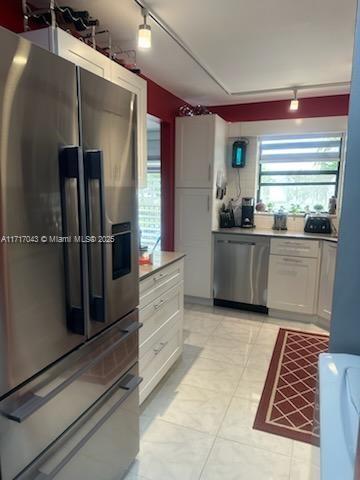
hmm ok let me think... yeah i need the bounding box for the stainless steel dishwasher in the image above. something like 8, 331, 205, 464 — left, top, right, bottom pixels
214, 234, 270, 312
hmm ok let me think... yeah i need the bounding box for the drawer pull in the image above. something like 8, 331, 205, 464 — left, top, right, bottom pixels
282, 258, 303, 264
154, 272, 166, 282
32, 374, 142, 480
153, 341, 168, 355
154, 299, 165, 310
6, 321, 142, 423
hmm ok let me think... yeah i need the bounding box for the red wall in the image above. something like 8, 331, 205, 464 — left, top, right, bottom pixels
143, 76, 186, 251
0, 0, 23, 32
209, 94, 349, 122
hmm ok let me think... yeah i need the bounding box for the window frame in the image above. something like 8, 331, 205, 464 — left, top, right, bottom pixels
257, 135, 343, 210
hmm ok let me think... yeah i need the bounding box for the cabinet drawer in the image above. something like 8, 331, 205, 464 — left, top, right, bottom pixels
140, 321, 182, 404
140, 283, 183, 350
270, 238, 320, 258
140, 261, 183, 309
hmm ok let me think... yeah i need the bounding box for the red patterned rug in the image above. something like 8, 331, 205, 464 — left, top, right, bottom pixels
253, 328, 329, 445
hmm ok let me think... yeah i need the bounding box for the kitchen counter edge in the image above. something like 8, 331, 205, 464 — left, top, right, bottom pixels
212, 228, 338, 243
139, 251, 186, 281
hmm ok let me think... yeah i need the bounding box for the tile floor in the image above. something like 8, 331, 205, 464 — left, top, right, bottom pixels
126, 304, 327, 480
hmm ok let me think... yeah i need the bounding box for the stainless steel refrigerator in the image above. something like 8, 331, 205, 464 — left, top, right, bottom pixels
0, 26, 141, 480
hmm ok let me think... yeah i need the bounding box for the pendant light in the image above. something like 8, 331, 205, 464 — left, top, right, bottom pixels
138, 8, 152, 49
289, 89, 299, 111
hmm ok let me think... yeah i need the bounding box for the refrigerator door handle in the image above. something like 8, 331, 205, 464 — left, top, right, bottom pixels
84, 149, 106, 323
59, 146, 85, 335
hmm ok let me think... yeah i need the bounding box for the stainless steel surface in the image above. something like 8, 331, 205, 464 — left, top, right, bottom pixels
0, 310, 139, 480
79, 69, 139, 337
0, 28, 140, 479
273, 212, 288, 231
0, 27, 86, 398
17, 364, 140, 480
214, 234, 270, 306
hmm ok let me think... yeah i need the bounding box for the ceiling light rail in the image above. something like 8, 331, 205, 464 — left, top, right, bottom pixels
133, 1, 350, 100
133, 0, 231, 95
230, 81, 351, 97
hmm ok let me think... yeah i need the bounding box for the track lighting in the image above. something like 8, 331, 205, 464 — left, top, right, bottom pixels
138, 8, 151, 49
289, 89, 299, 111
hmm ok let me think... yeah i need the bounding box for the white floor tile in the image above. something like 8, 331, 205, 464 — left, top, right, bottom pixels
200, 437, 291, 480
255, 324, 280, 346
142, 382, 232, 435
183, 329, 211, 347
218, 396, 293, 456
166, 355, 244, 394
128, 419, 215, 480
289, 458, 320, 480
213, 319, 261, 344
292, 441, 320, 467
184, 315, 221, 335
233, 378, 265, 402
197, 336, 253, 366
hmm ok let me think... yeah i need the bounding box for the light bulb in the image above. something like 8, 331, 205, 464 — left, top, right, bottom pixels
138, 24, 152, 48
289, 98, 299, 111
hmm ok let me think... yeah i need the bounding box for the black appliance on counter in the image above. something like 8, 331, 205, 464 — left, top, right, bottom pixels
304, 214, 332, 234
219, 204, 235, 228
240, 197, 255, 228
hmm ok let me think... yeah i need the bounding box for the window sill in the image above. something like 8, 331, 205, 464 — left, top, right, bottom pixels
255, 212, 337, 218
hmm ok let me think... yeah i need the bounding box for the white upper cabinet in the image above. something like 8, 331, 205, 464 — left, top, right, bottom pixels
317, 242, 337, 323
175, 114, 227, 189
22, 27, 147, 186
22, 27, 112, 79
110, 62, 148, 187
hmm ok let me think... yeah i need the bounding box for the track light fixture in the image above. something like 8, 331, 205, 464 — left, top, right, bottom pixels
138, 7, 151, 49
289, 89, 299, 111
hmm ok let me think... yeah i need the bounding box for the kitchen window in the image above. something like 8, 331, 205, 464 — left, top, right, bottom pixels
138, 117, 161, 251
257, 134, 343, 213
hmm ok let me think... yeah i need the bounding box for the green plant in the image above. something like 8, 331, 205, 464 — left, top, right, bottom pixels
313, 204, 324, 212
289, 204, 301, 214
267, 202, 274, 212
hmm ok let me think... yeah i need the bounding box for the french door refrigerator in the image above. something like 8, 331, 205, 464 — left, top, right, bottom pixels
0, 27, 141, 480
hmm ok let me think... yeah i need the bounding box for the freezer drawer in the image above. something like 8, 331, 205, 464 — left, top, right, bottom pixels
17, 364, 140, 480
214, 234, 270, 307
0, 311, 140, 480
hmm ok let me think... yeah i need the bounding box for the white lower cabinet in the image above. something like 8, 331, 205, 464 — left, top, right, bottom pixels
139, 259, 184, 404
317, 242, 337, 323
267, 254, 319, 315
175, 188, 213, 299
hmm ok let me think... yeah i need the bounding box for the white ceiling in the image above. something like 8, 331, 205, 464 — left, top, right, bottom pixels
50, 0, 357, 105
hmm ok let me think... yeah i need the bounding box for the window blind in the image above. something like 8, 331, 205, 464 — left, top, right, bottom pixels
259, 134, 343, 163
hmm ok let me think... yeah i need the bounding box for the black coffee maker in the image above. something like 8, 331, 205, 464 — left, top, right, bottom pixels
240, 197, 255, 228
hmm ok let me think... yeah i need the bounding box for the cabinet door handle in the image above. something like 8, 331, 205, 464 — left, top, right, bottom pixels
154, 299, 165, 310
282, 258, 303, 264
207, 195, 210, 212
154, 272, 166, 282
153, 341, 168, 355
208, 164, 211, 181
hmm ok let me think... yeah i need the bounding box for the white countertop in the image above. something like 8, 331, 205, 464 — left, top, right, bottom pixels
212, 227, 338, 243
139, 251, 185, 281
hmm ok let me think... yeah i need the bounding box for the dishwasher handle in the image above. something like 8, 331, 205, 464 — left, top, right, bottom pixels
216, 239, 256, 246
